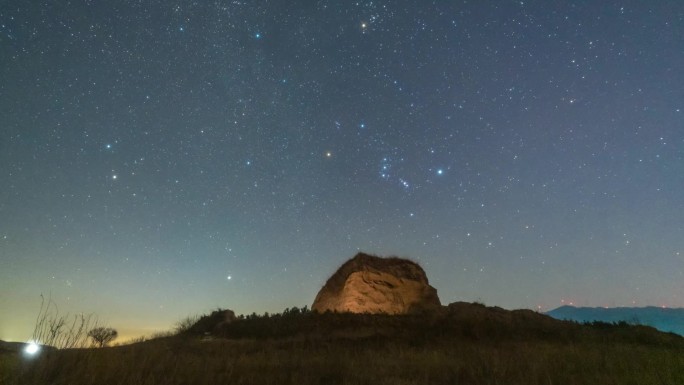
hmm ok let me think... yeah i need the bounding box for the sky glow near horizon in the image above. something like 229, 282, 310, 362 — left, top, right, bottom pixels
1, 1, 683, 342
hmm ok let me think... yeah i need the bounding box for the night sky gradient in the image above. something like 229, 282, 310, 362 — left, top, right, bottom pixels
2, 1, 683, 342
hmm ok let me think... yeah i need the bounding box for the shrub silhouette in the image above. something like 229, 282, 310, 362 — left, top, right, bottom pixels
174, 315, 200, 335
88, 327, 118, 347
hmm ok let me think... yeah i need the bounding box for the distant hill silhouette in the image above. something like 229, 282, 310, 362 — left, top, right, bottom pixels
547, 306, 684, 336
0, 340, 56, 354
181, 301, 682, 349
0, 340, 26, 354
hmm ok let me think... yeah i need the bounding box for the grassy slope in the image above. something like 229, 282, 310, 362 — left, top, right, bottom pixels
4, 302, 684, 385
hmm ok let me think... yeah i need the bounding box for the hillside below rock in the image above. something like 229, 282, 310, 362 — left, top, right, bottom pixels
312, 253, 441, 314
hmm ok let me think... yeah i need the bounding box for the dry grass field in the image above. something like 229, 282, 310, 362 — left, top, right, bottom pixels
4, 302, 684, 385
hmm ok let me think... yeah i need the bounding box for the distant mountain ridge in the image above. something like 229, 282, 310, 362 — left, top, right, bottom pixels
547, 306, 684, 336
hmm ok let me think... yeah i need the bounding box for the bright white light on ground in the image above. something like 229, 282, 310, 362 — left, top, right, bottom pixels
25, 341, 40, 355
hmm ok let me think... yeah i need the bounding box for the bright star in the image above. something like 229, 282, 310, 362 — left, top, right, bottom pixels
437, 169, 444, 175
255, 32, 261, 39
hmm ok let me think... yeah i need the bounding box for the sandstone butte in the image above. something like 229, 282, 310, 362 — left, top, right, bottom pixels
312, 253, 441, 314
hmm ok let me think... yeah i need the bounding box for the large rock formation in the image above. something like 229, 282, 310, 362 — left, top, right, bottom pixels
312, 253, 441, 314
187, 309, 236, 335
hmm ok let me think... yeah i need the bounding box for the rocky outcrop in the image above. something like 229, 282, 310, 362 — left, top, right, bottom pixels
187, 309, 236, 335
312, 253, 441, 314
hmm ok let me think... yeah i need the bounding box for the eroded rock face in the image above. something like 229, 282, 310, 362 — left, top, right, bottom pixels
312, 253, 441, 314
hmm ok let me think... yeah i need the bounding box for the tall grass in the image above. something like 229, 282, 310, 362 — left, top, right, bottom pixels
6, 338, 684, 385
30, 294, 99, 349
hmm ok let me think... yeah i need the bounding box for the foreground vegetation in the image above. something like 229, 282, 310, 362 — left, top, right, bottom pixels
4, 302, 684, 385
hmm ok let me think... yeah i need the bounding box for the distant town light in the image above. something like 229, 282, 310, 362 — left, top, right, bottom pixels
25, 341, 40, 355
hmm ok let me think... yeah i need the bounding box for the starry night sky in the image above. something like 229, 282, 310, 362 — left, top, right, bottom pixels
2, 1, 683, 342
